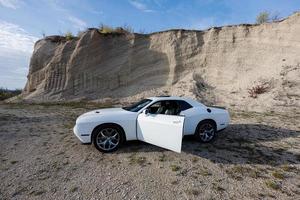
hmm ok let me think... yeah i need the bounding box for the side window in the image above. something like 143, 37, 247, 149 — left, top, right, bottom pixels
177, 100, 192, 112
148, 101, 162, 114
148, 100, 180, 115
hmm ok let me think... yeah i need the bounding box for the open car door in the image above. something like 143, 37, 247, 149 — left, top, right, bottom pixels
137, 112, 184, 153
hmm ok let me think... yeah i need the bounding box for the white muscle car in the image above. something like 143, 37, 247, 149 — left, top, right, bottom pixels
73, 96, 230, 153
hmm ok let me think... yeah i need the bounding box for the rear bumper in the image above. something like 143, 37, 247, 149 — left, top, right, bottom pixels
73, 125, 91, 143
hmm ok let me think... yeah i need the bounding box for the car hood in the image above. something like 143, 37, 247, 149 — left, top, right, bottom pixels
76, 108, 130, 123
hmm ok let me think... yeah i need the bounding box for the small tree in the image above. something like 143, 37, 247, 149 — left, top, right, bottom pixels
65, 31, 74, 40
256, 11, 270, 24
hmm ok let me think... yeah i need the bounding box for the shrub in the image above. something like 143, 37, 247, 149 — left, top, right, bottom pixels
0, 88, 22, 101
248, 84, 269, 98
65, 31, 75, 40
265, 180, 281, 190
256, 11, 281, 24
256, 11, 270, 24
98, 23, 133, 35
99, 24, 115, 34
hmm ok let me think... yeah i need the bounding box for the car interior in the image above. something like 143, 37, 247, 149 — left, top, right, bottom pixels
147, 101, 181, 115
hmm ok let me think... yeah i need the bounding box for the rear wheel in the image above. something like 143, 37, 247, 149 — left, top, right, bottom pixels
195, 120, 216, 143
92, 125, 124, 152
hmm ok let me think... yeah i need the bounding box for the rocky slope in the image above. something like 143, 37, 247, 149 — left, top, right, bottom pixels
22, 13, 300, 112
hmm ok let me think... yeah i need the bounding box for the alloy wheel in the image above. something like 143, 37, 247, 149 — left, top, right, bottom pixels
96, 128, 120, 151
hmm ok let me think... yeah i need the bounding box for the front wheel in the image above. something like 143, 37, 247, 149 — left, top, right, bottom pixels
195, 120, 216, 143
92, 125, 123, 153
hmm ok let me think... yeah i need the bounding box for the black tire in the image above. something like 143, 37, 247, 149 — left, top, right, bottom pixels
194, 120, 217, 143
92, 124, 124, 153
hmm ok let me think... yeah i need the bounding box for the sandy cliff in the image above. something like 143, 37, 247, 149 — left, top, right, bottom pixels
22, 13, 300, 112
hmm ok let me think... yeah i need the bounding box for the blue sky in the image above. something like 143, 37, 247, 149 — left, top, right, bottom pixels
0, 0, 299, 89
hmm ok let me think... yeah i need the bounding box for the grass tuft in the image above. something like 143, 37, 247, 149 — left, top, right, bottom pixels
272, 171, 285, 179
265, 180, 281, 190
170, 164, 181, 172
248, 84, 269, 98
98, 24, 133, 35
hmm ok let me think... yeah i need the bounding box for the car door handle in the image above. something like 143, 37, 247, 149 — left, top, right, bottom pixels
172, 120, 181, 124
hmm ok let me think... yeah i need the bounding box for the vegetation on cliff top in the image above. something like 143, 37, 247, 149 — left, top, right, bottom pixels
256, 11, 281, 24
47, 11, 288, 42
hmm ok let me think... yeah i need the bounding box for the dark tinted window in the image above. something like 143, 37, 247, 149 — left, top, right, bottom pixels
177, 100, 192, 111
122, 99, 152, 112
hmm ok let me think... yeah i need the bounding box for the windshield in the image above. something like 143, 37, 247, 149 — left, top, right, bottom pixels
122, 99, 152, 112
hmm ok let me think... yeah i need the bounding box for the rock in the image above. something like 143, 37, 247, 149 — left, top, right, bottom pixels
22, 13, 300, 112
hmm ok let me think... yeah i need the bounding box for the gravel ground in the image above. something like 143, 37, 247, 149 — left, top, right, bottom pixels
0, 103, 299, 200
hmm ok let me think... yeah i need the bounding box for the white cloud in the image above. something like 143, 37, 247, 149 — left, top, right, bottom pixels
0, 20, 38, 53
129, 0, 155, 12
0, 20, 38, 89
68, 16, 87, 30
0, 0, 20, 9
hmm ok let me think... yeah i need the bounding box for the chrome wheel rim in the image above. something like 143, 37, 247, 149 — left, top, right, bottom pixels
96, 128, 120, 151
198, 123, 215, 142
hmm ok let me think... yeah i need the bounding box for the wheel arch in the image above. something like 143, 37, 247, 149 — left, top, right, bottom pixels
91, 122, 127, 143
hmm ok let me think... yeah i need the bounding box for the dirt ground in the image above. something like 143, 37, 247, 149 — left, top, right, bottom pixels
0, 103, 299, 200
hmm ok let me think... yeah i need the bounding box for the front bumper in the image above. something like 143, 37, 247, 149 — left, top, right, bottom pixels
73, 124, 91, 143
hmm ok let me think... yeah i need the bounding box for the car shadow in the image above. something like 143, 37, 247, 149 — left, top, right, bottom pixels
118, 124, 300, 166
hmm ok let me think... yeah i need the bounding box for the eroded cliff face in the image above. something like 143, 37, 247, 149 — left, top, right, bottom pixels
22, 13, 300, 112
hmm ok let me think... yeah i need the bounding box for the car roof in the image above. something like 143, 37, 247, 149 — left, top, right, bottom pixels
148, 96, 204, 107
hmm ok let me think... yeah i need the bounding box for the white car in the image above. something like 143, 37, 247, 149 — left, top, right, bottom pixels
73, 96, 230, 153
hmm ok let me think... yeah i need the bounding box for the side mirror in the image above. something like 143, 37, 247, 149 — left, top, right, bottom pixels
142, 109, 149, 115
